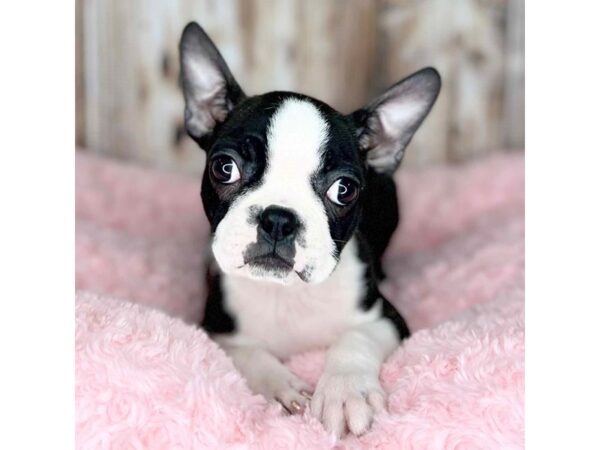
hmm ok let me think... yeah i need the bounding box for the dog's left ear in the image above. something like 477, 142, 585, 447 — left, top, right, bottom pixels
179, 22, 246, 148
349, 67, 441, 174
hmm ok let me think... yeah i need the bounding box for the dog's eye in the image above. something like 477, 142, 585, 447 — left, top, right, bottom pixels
210, 156, 241, 184
326, 178, 359, 206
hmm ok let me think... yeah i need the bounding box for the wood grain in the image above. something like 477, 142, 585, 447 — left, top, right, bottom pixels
77, 0, 524, 174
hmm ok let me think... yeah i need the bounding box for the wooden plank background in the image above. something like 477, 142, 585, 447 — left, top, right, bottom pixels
76, 0, 524, 175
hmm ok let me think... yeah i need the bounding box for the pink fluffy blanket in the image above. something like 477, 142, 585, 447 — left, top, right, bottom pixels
75, 151, 524, 449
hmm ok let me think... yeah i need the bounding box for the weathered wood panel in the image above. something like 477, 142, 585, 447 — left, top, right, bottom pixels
76, 0, 85, 147
77, 0, 524, 174
380, 0, 506, 165
503, 0, 525, 149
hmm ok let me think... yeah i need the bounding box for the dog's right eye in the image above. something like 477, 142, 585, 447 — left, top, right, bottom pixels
210, 156, 241, 184
326, 177, 359, 206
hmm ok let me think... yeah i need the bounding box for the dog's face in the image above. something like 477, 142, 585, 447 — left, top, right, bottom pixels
198, 93, 363, 285
180, 23, 440, 285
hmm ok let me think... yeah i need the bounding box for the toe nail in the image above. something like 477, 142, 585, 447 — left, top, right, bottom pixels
290, 400, 302, 412
300, 390, 312, 399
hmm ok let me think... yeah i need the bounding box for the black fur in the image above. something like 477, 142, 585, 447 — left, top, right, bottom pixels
355, 232, 410, 340
358, 168, 400, 280
201, 269, 236, 334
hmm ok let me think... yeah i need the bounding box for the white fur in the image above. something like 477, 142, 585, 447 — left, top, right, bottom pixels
211, 98, 338, 284
217, 341, 313, 414
217, 238, 377, 357
215, 237, 400, 436
311, 318, 399, 436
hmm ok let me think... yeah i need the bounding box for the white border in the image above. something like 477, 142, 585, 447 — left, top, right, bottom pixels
0, 1, 74, 448
526, 1, 600, 448
2, 1, 600, 448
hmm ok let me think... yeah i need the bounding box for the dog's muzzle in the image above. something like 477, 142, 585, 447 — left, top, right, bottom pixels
243, 205, 299, 275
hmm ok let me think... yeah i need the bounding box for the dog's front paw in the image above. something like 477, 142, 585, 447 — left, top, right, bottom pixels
250, 369, 313, 415
310, 371, 385, 437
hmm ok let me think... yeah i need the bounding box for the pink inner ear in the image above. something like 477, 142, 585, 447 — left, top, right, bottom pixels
183, 59, 228, 135
378, 98, 426, 139
357, 68, 441, 173
363, 94, 436, 174
180, 23, 246, 142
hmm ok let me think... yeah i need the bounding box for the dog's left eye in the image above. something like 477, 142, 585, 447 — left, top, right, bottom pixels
326, 178, 359, 206
210, 156, 241, 184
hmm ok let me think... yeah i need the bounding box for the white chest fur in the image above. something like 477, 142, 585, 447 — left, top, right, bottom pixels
219, 238, 380, 358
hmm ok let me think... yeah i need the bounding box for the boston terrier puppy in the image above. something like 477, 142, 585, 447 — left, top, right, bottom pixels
179, 22, 440, 437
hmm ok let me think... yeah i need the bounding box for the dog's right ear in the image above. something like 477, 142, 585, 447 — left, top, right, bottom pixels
179, 22, 246, 148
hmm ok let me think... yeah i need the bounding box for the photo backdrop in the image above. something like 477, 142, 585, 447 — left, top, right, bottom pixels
76, 0, 524, 175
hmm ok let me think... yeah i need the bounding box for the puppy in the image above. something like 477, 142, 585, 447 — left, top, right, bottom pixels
179, 22, 440, 437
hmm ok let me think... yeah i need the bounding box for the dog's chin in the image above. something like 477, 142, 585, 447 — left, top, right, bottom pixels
247, 267, 296, 285
217, 255, 332, 285
243, 261, 335, 286
244, 254, 302, 285
213, 244, 338, 285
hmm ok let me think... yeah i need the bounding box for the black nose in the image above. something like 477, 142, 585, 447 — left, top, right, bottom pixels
259, 206, 298, 243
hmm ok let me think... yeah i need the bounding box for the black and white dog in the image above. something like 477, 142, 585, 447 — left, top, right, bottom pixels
179, 22, 440, 437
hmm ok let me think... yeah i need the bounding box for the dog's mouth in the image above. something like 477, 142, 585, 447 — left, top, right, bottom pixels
249, 253, 294, 270
238, 251, 309, 282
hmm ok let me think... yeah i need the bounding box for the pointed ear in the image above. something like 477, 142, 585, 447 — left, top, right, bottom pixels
349, 67, 441, 174
179, 22, 246, 148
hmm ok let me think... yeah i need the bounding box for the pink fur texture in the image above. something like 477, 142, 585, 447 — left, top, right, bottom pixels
76, 151, 524, 449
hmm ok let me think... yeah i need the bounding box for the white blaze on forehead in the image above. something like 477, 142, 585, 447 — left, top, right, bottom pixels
261, 97, 336, 280
266, 98, 329, 185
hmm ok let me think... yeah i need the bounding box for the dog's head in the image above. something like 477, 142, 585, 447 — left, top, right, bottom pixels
180, 23, 440, 285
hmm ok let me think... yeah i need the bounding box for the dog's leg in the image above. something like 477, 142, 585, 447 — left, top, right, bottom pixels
216, 337, 313, 414
311, 318, 400, 437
